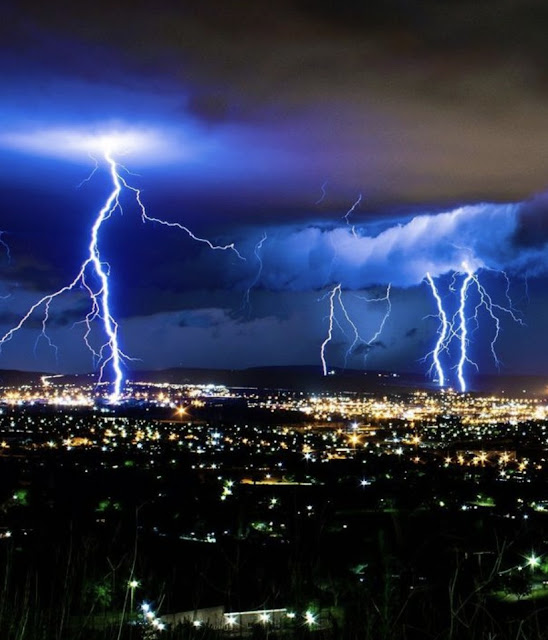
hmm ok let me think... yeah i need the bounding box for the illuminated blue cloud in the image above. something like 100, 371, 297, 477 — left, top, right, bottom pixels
0, 127, 182, 167
230, 201, 541, 292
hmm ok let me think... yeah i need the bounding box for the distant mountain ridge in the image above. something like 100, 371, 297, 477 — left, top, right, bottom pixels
128, 366, 548, 395
0, 366, 546, 396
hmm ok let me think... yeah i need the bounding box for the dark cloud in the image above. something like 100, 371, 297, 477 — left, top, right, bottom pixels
5, 0, 548, 208
177, 309, 228, 329
368, 340, 387, 351
513, 194, 548, 248
350, 340, 386, 356
0, 0, 547, 380
0, 311, 41, 330
0, 303, 89, 330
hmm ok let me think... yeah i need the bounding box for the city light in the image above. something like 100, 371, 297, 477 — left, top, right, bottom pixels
305, 611, 317, 626
526, 553, 540, 569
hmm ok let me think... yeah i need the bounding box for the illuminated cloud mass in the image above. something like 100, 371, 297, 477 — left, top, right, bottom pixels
251, 203, 535, 290
0, 128, 181, 166
1, 0, 548, 383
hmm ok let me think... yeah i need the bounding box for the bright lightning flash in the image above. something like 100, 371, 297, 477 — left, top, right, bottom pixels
455, 267, 476, 393
320, 284, 340, 376
425, 262, 524, 392
0, 135, 243, 402
424, 273, 450, 386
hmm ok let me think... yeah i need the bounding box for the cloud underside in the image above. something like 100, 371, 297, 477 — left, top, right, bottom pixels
245, 200, 546, 290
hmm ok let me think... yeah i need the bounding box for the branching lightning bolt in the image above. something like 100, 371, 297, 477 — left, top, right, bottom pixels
457, 263, 525, 391
0, 148, 244, 402
320, 283, 392, 375
115, 171, 245, 258
424, 273, 450, 386
424, 262, 524, 392
354, 284, 392, 356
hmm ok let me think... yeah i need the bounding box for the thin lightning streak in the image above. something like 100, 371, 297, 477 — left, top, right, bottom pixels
424, 273, 450, 386
336, 288, 363, 366
356, 284, 392, 353
332, 313, 348, 341
501, 270, 514, 310
118, 174, 245, 260
34, 298, 59, 361
342, 194, 362, 237
523, 273, 530, 304
0, 232, 10, 264
448, 271, 459, 293
466, 267, 525, 370
75, 154, 99, 189
242, 232, 267, 310
315, 181, 328, 205
0, 148, 244, 402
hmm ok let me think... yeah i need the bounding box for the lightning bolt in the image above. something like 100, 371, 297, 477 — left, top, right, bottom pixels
0, 148, 244, 402
320, 284, 340, 376
456, 263, 525, 392
455, 267, 476, 393
342, 194, 362, 237
0, 232, 11, 264
315, 181, 328, 205
424, 263, 524, 392
354, 284, 392, 356
320, 283, 392, 375
242, 232, 267, 311
424, 273, 450, 386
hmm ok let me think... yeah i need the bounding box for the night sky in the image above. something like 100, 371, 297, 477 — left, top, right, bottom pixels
2, 1, 548, 386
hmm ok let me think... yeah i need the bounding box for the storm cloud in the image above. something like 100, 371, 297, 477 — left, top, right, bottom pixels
1, 1, 547, 377
241, 201, 544, 291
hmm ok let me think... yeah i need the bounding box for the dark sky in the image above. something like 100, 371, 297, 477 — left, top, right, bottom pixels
1, 0, 548, 387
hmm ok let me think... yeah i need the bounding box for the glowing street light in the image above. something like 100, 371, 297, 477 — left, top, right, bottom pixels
305, 610, 316, 626
128, 579, 140, 613
226, 615, 237, 627
526, 553, 540, 569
